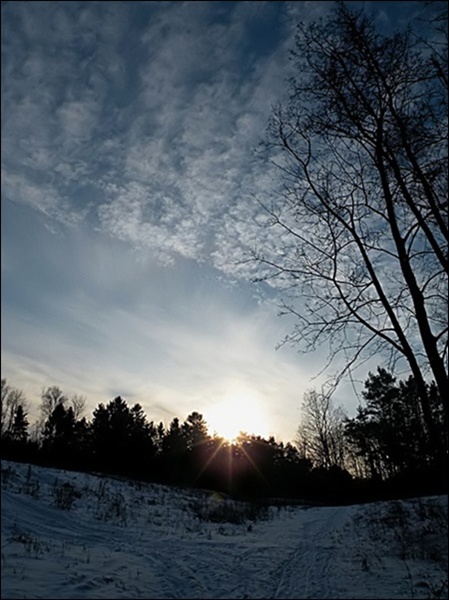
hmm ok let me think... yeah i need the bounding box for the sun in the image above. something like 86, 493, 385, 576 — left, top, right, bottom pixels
205, 392, 270, 443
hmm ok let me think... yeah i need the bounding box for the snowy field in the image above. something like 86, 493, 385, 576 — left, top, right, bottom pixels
1, 460, 447, 599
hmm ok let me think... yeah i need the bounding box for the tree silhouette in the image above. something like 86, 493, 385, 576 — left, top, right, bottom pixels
1, 379, 28, 438
296, 390, 346, 470
9, 405, 29, 444
182, 412, 209, 451
254, 1, 447, 467
40, 386, 68, 420
91, 396, 158, 478
42, 404, 77, 466
160, 417, 189, 484
70, 394, 86, 420
91, 397, 131, 474
345, 368, 444, 482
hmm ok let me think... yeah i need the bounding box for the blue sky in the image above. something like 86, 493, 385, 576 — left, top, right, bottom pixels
1, 1, 432, 443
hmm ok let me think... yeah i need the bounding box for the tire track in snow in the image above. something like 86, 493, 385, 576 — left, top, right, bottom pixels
132, 543, 210, 599
272, 506, 350, 599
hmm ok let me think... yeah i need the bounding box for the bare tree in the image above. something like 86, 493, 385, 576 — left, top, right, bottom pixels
1, 378, 11, 434
70, 394, 87, 421
255, 3, 447, 458
296, 389, 346, 470
40, 386, 67, 420
1, 378, 29, 438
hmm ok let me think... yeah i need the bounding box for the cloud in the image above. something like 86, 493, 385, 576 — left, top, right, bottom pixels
2, 199, 321, 442
1, 2, 128, 223
2, 0, 360, 289
2, 1, 355, 443
1, 170, 88, 228
2, 1, 301, 270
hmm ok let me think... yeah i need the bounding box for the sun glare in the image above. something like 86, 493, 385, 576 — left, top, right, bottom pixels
206, 392, 270, 442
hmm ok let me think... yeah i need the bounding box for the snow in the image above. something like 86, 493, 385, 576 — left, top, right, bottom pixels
1, 460, 447, 599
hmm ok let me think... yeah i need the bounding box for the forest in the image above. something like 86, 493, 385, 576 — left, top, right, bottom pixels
1, 367, 446, 505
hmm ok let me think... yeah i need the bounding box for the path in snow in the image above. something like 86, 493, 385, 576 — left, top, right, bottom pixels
271, 506, 354, 599
1, 461, 447, 599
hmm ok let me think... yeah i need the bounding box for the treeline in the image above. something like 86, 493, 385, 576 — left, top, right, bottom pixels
1, 369, 446, 504
296, 368, 446, 499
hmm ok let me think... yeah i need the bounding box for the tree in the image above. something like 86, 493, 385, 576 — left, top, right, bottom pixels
255, 2, 447, 461
42, 403, 76, 460
128, 403, 158, 477
345, 368, 444, 480
9, 405, 29, 444
162, 417, 186, 456
91, 396, 157, 478
1, 378, 11, 434
91, 396, 132, 474
155, 421, 165, 452
40, 386, 67, 420
70, 394, 86, 420
296, 390, 346, 470
1, 379, 28, 439
0, 381, 31, 462
181, 412, 209, 451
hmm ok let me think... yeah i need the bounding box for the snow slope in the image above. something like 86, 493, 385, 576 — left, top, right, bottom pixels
1, 460, 447, 599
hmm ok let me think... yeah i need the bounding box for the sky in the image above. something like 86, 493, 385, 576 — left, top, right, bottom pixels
1, 1, 436, 443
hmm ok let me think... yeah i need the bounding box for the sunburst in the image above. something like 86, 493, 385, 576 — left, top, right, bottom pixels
205, 392, 270, 442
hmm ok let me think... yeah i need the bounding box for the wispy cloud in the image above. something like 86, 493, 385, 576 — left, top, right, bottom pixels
2, 1, 360, 442
2, 1, 302, 269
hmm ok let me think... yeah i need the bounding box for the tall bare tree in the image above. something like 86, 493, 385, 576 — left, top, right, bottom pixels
1, 378, 28, 438
255, 3, 447, 459
70, 394, 87, 421
296, 390, 346, 470
40, 386, 67, 420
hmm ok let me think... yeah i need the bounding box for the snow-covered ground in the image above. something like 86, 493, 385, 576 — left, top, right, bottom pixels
1, 460, 447, 599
